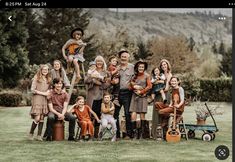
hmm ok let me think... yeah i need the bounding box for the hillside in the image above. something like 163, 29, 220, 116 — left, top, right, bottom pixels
87, 9, 232, 46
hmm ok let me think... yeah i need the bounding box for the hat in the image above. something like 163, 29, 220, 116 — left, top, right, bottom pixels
70, 27, 84, 38
134, 59, 148, 72
89, 61, 96, 66
118, 48, 129, 57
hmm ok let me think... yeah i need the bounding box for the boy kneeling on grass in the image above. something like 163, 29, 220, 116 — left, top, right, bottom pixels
68, 96, 101, 141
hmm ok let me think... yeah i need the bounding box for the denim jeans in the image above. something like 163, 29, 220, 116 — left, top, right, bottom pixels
114, 89, 133, 138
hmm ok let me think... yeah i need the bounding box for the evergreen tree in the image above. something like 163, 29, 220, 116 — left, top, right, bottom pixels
134, 38, 152, 61
188, 36, 195, 51
39, 8, 98, 67
218, 41, 225, 55
211, 42, 218, 54
220, 47, 232, 76
0, 9, 29, 88
24, 9, 44, 65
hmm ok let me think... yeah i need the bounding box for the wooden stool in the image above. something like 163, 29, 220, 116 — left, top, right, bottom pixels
178, 116, 188, 140
53, 120, 64, 141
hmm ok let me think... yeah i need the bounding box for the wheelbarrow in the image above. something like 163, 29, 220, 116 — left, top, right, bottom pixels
185, 103, 219, 141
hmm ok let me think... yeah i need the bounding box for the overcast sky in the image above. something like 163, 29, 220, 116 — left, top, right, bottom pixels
109, 8, 232, 17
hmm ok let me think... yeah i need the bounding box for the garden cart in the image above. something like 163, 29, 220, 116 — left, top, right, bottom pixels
185, 103, 219, 141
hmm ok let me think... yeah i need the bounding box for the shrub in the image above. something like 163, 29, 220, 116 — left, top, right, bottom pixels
0, 90, 23, 106
199, 77, 232, 102
179, 73, 200, 100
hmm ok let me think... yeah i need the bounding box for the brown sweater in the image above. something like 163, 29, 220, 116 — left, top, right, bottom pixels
101, 102, 115, 115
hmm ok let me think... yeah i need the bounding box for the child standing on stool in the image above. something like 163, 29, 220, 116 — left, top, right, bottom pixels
100, 92, 117, 142
69, 96, 100, 141
29, 64, 51, 141
150, 67, 167, 104
62, 27, 87, 83
108, 56, 120, 107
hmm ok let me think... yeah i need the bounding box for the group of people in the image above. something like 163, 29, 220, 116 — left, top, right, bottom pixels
28, 27, 185, 142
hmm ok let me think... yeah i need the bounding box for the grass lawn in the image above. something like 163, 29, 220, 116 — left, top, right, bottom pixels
0, 102, 232, 162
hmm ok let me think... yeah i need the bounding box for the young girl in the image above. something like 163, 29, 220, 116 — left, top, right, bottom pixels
150, 67, 167, 104
29, 64, 51, 141
100, 92, 117, 142
155, 76, 185, 128
51, 60, 70, 88
129, 60, 152, 139
62, 27, 87, 83
108, 56, 120, 106
69, 96, 101, 141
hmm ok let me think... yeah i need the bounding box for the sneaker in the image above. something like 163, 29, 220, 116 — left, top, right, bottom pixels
28, 133, 34, 141
35, 135, 43, 141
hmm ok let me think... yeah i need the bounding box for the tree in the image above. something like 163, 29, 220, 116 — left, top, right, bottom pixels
188, 36, 195, 51
0, 9, 29, 88
96, 27, 138, 62
37, 9, 98, 67
24, 9, 44, 65
149, 36, 199, 74
218, 41, 225, 55
211, 42, 218, 54
134, 38, 152, 61
220, 47, 232, 76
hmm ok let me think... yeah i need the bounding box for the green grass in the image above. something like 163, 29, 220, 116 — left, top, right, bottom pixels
0, 102, 232, 162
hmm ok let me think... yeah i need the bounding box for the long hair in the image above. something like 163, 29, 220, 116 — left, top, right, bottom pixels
34, 64, 51, 83
159, 59, 171, 73
53, 60, 65, 79
94, 55, 107, 71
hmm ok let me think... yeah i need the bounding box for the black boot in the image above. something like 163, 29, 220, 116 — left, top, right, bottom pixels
94, 126, 100, 139
140, 120, 145, 139
29, 121, 38, 135
131, 121, 137, 139
35, 122, 43, 141
142, 120, 150, 139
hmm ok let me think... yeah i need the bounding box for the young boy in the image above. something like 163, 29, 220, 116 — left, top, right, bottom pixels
62, 27, 87, 83
100, 92, 117, 142
108, 56, 120, 106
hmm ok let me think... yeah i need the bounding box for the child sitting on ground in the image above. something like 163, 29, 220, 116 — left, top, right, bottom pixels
107, 56, 120, 106
68, 96, 100, 141
149, 67, 167, 104
100, 92, 117, 142
62, 27, 87, 83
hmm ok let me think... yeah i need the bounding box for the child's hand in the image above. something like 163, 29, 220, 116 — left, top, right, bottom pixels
97, 119, 101, 123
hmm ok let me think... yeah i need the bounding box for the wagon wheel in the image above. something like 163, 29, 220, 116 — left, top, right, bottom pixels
206, 131, 215, 140
202, 133, 212, 141
187, 130, 195, 139
211, 133, 215, 140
